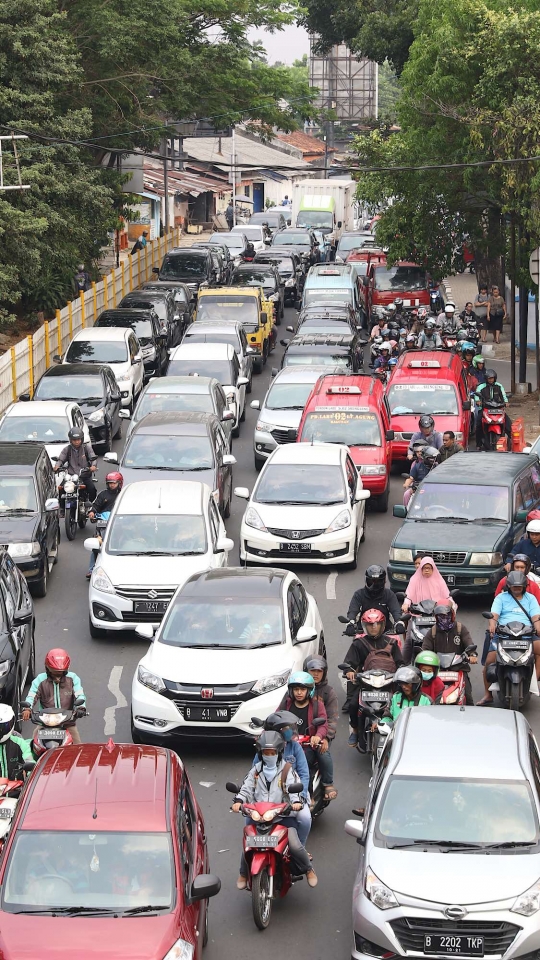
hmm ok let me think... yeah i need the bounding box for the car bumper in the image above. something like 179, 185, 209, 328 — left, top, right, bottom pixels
387, 561, 504, 594
253, 428, 280, 461
240, 525, 356, 565
87, 422, 108, 445
357, 473, 388, 496
89, 587, 168, 632
132, 678, 289, 739
14, 555, 45, 581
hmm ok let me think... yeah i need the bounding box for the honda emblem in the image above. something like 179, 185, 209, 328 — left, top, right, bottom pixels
291, 531, 301, 539
200, 688, 214, 699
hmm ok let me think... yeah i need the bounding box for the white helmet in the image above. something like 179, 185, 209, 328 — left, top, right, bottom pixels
0, 704, 15, 743
444, 303, 455, 314
527, 519, 540, 534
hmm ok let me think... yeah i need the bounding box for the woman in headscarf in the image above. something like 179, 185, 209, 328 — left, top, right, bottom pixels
402, 557, 452, 612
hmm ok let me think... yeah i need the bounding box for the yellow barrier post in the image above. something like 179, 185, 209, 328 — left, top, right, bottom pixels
44, 321, 50, 369
10, 348, 17, 401
92, 281, 97, 322
81, 291, 86, 329
121, 261, 125, 300
27, 337, 34, 397
137, 248, 141, 287
56, 309, 62, 357
67, 300, 73, 339
111, 269, 117, 307
145, 243, 149, 281
103, 275, 109, 310
128, 255, 133, 292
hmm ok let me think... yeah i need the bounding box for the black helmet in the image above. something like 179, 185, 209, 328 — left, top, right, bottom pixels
303, 655, 328, 682
411, 438, 428, 451
485, 368, 497, 380
68, 428, 84, 443
419, 415, 435, 430
256, 730, 285, 760
420, 445, 440, 466
425, 319, 435, 331
511, 553, 532, 574
264, 710, 300, 733
506, 570, 527, 590
365, 564, 386, 594
394, 666, 422, 696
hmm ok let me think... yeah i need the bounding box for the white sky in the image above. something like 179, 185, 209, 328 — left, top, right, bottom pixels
249, 23, 310, 65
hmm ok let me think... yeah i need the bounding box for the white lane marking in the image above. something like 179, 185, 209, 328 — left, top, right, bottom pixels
104, 665, 127, 735
326, 572, 338, 600
199, 781, 216, 788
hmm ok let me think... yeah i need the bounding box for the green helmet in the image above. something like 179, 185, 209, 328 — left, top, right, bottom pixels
472, 354, 485, 369
415, 650, 440, 668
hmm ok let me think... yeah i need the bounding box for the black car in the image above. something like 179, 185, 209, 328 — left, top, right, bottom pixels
0, 549, 35, 725
23, 363, 122, 454
230, 263, 285, 323
140, 281, 192, 337
298, 302, 359, 327
278, 332, 364, 373
119, 289, 181, 348
154, 248, 217, 299
0, 444, 60, 598
193, 242, 234, 283
271, 228, 320, 265
293, 315, 357, 338
254, 251, 304, 305
249, 211, 287, 232
94, 309, 169, 380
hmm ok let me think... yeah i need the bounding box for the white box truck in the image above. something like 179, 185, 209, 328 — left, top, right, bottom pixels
292, 179, 356, 257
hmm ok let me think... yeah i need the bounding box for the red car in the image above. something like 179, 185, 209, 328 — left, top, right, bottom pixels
0, 742, 220, 960
296, 374, 394, 512
386, 350, 472, 461
361, 261, 430, 325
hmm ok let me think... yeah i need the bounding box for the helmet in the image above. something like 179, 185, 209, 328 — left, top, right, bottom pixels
44, 648, 70, 673
425, 319, 435, 331
472, 354, 485, 369
527, 519, 540, 534
389, 340, 398, 349
386, 303, 396, 313
485, 368, 497, 380
365, 564, 386, 592
444, 303, 455, 314
68, 428, 84, 443
415, 650, 440, 674
394, 298, 403, 309
418, 306, 429, 319
303, 655, 328, 682
360, 608, 386, 635
287, 671, 315, 698
419, 415, 435, 430
456, 328, 468, 340
406, 334, 416, 343
506, 571, 527, 589
256, 730, 285, 760
380, 344, 391, 353
411, 438, 428, 453
420, 445, 439, 466
461, 341, 475, 354
0, 705, 15, 744
106, 471, 123, 490
394, 666, 422, 696
511, 553, 532, 573
264, 710, 300, 733
434, 602, 455, 630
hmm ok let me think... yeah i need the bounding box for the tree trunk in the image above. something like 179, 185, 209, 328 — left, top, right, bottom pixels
473, 207, 505, 293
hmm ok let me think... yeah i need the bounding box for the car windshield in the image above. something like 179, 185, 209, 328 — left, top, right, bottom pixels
234, 227, 262, 241
134, 391, 214, 422
257, 257, 294, 275
167, 360, 231, 384
251, 213, 281, 226
284, 354, 350, 368
0, 477, 38, 512
123, 435, 214, 470
374, 265, 427, 291
65, 341, 128, 364
34, 375, 103, 401
301, 412, 382, 447
197, 296, 258, 327
409, 482, 509, 521
159, 254, 207, 280
255, 463, 346, 504
145, 284, 188, 304
338, 235, 371, 252
186, 332, 239, 352
220, 235, 245, 249
266, 382, 316, 410
304, 289, 352, 305
348, 261, 369, 278
377, 777, 537, 846
273, 233, 310, 247
97, 317, 153, 342
160, 598, 284, 648
2, 831, 173, 913
0, 416, 70, 444
108, 513, 207, 555
387, 384, 459, 415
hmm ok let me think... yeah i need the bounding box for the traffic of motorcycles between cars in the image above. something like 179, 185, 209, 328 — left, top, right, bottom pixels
0, 226, 537, 958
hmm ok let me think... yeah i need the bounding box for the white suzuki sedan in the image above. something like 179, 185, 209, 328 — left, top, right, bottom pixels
236, 442, 370, 567
131, 566, 324, 742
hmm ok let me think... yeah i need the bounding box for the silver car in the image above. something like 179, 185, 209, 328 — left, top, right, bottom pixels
250, 365, 335, 471
121, 376, 234, 447
345, 707, 540, 960
182, 320, 254, 393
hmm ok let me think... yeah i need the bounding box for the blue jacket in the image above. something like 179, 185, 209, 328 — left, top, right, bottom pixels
507, 538, 540, 567
252, 739, 310, 798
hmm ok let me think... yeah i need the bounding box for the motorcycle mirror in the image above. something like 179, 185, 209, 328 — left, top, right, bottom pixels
450, 589, 459, 597
225, 781, 240, 794
393, 622, 406, 635
312, 717, 325, 727
465, 644, 477, 653
337, 663, 350, 671
481, 611, 493, 620
400, 613, 411, 622
250, 717, 265, 728
287, 782, 303, 794
73, 697, 85, 708
21, 761, 36, 772
395, 592, 405, 600
338, 615, 349, 623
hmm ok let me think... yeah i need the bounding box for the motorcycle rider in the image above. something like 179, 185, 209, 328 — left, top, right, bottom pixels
255, 712, 311, 845
345, 609, 404, 748
505, 520, 540, 571
415, 650, 445, 701
261, 221, 272, 242
475, 368, 511, 449
0, 704, 33, 778
472, 354, 487, 385
460, 341, 476, 372
54, 427, 97, 513
279, 672, 336, 802
22, 649, 86, 743
407, 415, 443, 459
346, 565, 402, 635
460, 301, 478, 325
380, 666, 432, 723
421, 603, 476, 703
498, 553, 540, 599
86, 471, 124, 578
477, 571, 540, 705
417, 318, 442, 350
392, 298, 406, 326
373, 343, 391, 373
304, 655, 338, 751
403, 445, 439, 506
232, 730, 317, 888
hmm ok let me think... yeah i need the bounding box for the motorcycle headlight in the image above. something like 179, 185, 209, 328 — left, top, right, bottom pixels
252, 670, 291, 695
8, 542, 40, 559
87, 410, 105, 424
470, 552, 503, 566
511, 879, 540, 917
365, 867, 399, 910
91, 566, 115, 595
41, 712, 68, 726
444, 687, 460, 703
326, 509, 351, 533
245, 507, 267, 532
250, 810, 262, 822
263, 808, 278, 822
63, 481, 75, 494
137, 665, 165, 695
498, 645, 513, 664
389, 548, 413, 562
162, 938, 195, 960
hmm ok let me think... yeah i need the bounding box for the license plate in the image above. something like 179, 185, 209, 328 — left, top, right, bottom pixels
0, 807, 13, 820
39, 729, 64, 739
416, 617, 435, 626
501, 640, 529, 649
444, 575, 456, 585
246, 835, 279, 848
362, 691, 391, 701
279, 542, 311, 553
184, 706, 231, 722
424, 935, 484, 956
134, 600, 169, 614
439, 672, 460, 681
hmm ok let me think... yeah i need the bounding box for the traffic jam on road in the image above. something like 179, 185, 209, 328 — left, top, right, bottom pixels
0, 189, 539, 960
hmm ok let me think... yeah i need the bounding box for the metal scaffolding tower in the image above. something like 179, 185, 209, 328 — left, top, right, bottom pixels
309, 41, 378, 123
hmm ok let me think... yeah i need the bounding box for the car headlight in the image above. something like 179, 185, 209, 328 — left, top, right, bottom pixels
91, 566, 115, 595
0, 660, 10, 679
245, 507, 267, 532
326, 509, 351, 533
256, 420, 278, 433
470, 552, 503, 566
389, 547, 413, 562
285, 278, 295, 286
116, 374, 131, 383
137, 665, 166, 695
162, 938, 195, 960
365, 867, 399, 910
87, 409, 105, 424
252, 670, 291, 695
511, 879, 540, 917
8, 542, 40, 559
361, 465, 387, 475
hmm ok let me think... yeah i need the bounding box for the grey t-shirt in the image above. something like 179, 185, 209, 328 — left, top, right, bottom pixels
474, 293, 489, 320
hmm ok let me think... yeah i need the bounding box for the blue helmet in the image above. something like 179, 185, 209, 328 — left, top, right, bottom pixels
288, 671, 316, 698
460, 340, 475, 354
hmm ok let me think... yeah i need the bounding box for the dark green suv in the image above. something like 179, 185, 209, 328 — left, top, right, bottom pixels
388, 452, 540, 595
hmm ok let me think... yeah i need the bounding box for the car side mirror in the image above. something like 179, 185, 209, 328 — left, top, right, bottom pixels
294, 625, 317, 644
103, 452, 118, 463
237, 377, 249, 387
118, 409, 130, 419
344, 819, 365, 843
19, 393, 31, 402
222, 410, 234, 422
53, 354, 62, 363
234, 487, 250, 499
250, 400, 260, 410
12, 610, 33, 628
189, 874, 221, 904
135, 623, 155, 640
516, 508, 528, 522
246, 347, 256, 354
45, 498, 59, 512
84, 537, 100, 552
111, 393, 121, 402
286, 325, 294, 333
386, 429, 395, 441
280, 339, 291, 347
354, 489, 370, 502
393, 504, 407, 518
463, 400, 471, 411
215, 537, 234, 554
261, 312, 268, 323
271, 368, 278, 377
222, 454, 236, 466
152, 267, 159, 275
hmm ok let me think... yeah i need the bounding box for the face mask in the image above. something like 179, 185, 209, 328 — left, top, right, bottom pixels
282, 728, 294, 742
262, 757, 278, 777
436, 615, 454, 632
421, 671, 434, 682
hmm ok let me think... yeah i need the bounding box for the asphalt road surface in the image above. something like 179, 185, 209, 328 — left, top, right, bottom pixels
28, 305, 540, 956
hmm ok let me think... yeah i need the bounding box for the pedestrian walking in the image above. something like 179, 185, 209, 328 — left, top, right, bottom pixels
474, 284, 489, 342
486, 285, 507, 345
225, 200, 234, 231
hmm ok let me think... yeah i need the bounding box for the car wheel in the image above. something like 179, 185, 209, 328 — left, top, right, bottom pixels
131, 712, 143, 744
232, 422, 240, 439
253, 357, 263, 374
51, 529, 59, 565
31, 556, 48, 598
373, 484, 389, 513
202, 901, 209, 948
318, 634, 327, 659
113, 418, 122, 441
254, 454, 265, 471
360, 512, 366, 543
88, 615, 107, 640
348, 534, 359, 570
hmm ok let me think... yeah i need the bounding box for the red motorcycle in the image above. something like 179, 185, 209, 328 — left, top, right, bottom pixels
481, 400, 505, 450
31, 700, 87, 758
226, 779, 303, 930
438, 645, 476, 704
0, 762, 35, 848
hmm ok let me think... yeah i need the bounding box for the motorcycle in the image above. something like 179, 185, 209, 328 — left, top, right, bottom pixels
0, 761, 35, 848
31, 698, 87, 757
55, 466, 92, 540
482, 613, 536, 711
481, 400, 506, 450
441, 326, 458, 350
438, 645, 477, 704
296, 717, 328, 819
338, 661, 395, 767
226, 778, 304, 930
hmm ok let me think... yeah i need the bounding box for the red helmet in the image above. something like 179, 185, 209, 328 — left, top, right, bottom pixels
360, 608, 386, 625
527, 508, 540, 524
106, 472, 123, 490
44, 648, 70, 673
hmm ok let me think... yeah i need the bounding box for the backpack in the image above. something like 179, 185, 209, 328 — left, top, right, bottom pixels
254, 761, 293, 802
358, 637, 397, 673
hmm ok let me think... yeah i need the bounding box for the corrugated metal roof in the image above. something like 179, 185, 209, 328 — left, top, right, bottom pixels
184, 134, 308, 173
143, 161, 224, 197
274, 131, 327, 155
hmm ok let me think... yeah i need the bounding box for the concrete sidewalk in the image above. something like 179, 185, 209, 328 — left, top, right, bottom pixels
99, 229, 215, 277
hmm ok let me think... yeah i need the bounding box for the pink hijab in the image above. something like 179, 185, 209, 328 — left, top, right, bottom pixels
406, 556, 450, 604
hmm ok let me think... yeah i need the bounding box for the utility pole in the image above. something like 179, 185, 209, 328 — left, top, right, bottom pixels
161, 136, 170, 234
232, 126, 237, 228
510, 217, 516, 394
